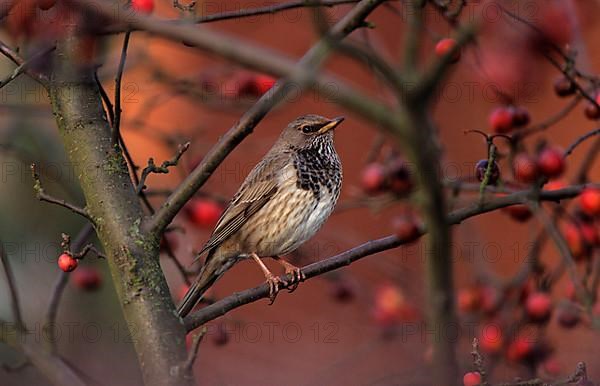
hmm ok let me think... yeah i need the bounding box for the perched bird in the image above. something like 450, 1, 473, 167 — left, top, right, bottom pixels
177, 114, 344, 317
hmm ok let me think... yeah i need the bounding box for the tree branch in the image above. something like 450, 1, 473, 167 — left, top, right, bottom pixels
48, 26, 191, 386
45, 224, 96, 353
31, 164, 95, 224
0, 240, 25, 331
184, 184, 589, 331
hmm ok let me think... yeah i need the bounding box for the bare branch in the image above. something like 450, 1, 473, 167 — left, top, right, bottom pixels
565, 127, 600, 157
31, 164, 94, 223
181, 327, 207, 374
137, 142, 191, 194
0, 241, 25, 331
0, 40, 51, 85
45, 224, 95, 353
113, 30, 132, 146
184, 185, 590, 330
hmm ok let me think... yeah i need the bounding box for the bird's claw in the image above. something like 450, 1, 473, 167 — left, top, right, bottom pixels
265, 274, 285, 305
284, 267, 305, 293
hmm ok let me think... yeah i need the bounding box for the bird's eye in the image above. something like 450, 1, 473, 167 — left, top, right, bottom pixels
301, 125, 316, 134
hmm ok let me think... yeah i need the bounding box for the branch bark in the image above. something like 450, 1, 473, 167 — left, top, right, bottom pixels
184, 184, 588, 330
47, 30, 191, 386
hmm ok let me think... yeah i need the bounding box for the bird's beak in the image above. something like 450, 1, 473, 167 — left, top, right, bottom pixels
317, 116, 345, 134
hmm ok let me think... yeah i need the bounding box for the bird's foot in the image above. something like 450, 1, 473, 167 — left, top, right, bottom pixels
278, 260, 305, 293
264, 272, 285, 305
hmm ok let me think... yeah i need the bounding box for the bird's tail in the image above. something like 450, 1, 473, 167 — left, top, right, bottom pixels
177, 251, 221, 317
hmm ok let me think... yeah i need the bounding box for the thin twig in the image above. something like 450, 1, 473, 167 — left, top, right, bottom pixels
530, 204, 590, 308
565, 127, 600, 157
514, 96, 582, 139
31, 164, 94, 223
0, 241, 25, 331
45, 224, 95, 352
470, 339, 489, 386
181, 327, 207, 373
113, 30, 131, 147
95, 70, 115, 127
137, 142, 191, 194
0, 40, 50, 85
575, 135, 600, 183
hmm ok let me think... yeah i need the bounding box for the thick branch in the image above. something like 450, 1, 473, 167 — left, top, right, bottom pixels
48, 29, 191, 386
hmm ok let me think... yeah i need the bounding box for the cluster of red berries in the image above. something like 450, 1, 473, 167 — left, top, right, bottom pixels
489, 106, 530, 134
553, 76, 600, 120
360, 159, 413, 196
512, 146, 565, 184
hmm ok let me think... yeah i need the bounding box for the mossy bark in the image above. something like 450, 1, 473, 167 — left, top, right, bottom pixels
47, 32, 193, 386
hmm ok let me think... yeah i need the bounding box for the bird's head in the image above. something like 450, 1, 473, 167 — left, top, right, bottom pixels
278, 114, 345, 149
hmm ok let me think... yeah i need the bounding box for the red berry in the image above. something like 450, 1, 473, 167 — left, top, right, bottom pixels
463, 371, 482, 386
58, 253, 78, 272
502, 204, 532, 222
131, 0, 154, 14
388, 160, 413, 195
584, 93, 600, 120
526, 292, 552, 322
434, 38, 460, 62
253, 74, 276, 95
479, 286, 500, 314
330, 280, 355, 303
361, 163, 386, 194
537, 147, 565, 178
554, 77, 576, 97
72, 267, 102, 291
212, 322, 229, 346
37, 0, 56, 10
372, 284, 417, 326
513, 153, 538, 183
511, 106, 530, 127
479, 323, 503, 353
489, 107, 513, 133
562, 222, 586, 260
392, 215, 421, 242
187, 199, 223, 228
579, 187, 600, 217
557, 302, 580, 329
536, 3, 573, 46
457, 288, 481, 313
506, 336, 534, 362
579, 223, 599, 246
540, 357, 562, 376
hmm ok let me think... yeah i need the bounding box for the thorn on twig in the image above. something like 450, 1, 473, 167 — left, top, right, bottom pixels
136, 142, 191, 194
31, 164, 95, 224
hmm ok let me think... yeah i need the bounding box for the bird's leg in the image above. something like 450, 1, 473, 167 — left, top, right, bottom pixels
250, 253, 285, 304
272, 257, 306, 293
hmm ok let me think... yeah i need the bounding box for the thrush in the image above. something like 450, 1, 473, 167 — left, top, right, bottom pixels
177, 114, 344, 317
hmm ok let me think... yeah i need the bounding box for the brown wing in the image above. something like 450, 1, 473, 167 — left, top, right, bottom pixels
195, 151, 290, 259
